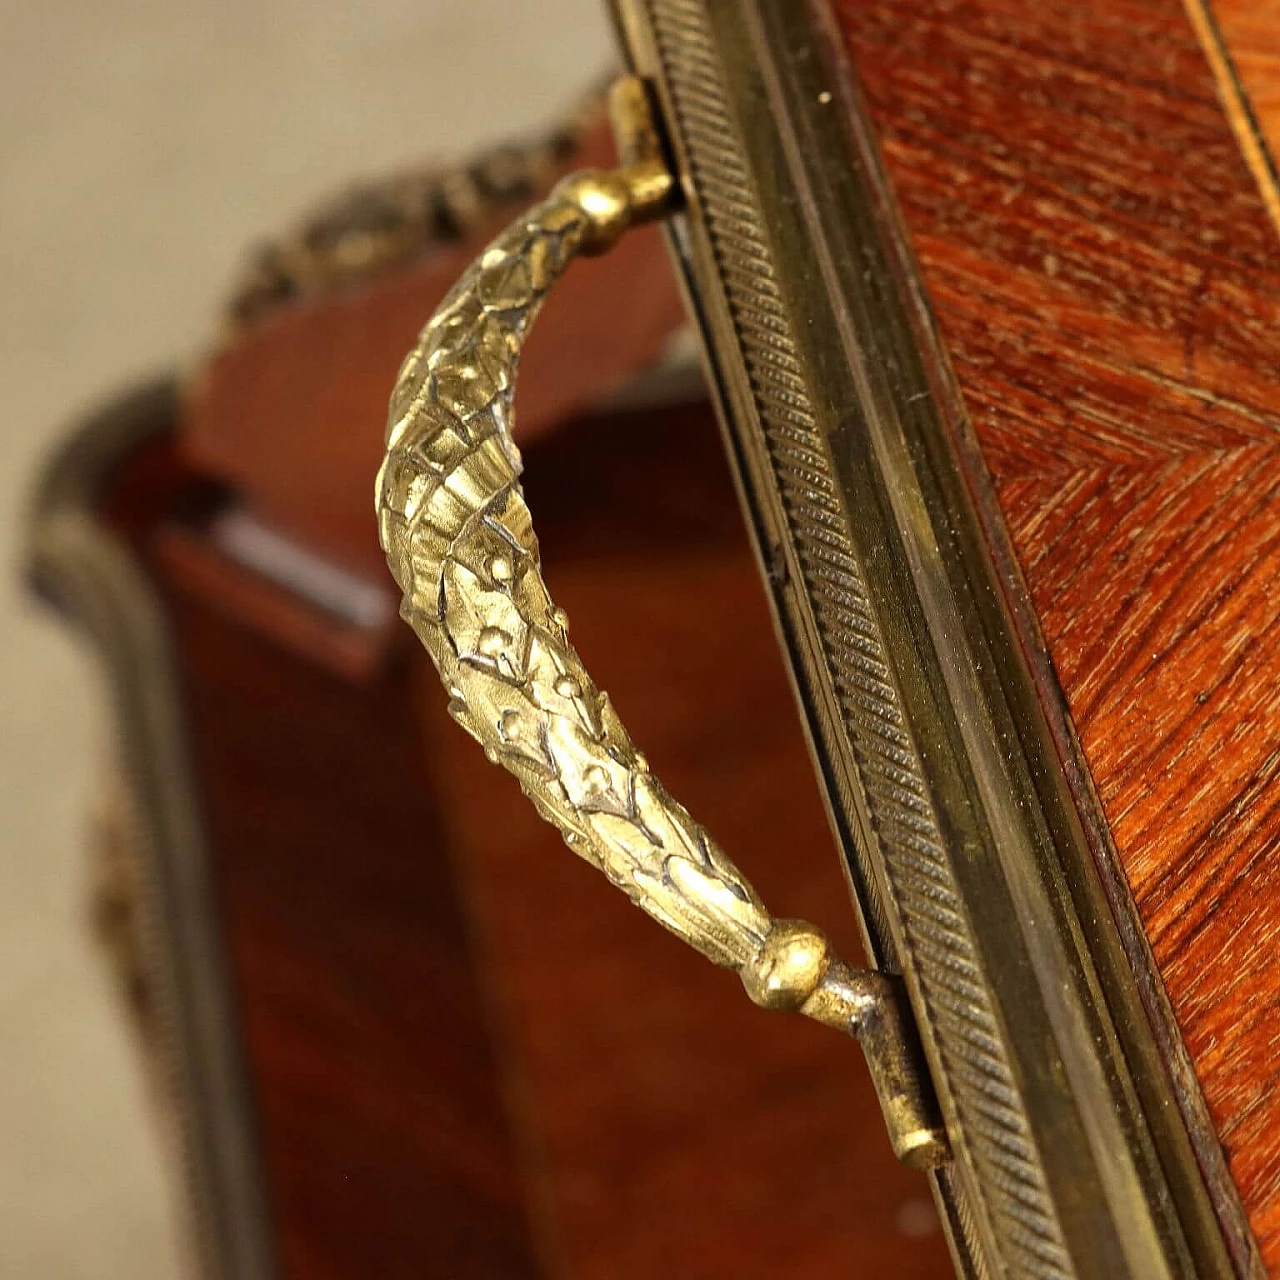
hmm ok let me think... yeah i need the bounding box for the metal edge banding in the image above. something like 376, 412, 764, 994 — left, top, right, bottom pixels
627, 1, 1066, 1273
611, 0, 1042, 1274
632, 67, 900, 976
645, 10, 1064, 1280
612, 0, 1237, 1276
24, 383, 276, 1280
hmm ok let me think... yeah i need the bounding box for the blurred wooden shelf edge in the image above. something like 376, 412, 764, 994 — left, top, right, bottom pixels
22, 0, 1280, 1276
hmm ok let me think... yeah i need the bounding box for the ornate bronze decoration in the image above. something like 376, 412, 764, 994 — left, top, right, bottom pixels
373, 75, 946, 1172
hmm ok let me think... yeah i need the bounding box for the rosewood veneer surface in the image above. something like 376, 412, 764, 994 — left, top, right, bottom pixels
835, 0, 1280, 1262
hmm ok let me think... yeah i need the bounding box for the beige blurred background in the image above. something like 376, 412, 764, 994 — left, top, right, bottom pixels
0, 3, 612, 1273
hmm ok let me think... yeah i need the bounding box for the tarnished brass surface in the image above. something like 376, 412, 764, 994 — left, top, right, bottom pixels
374, 75, 945, 1171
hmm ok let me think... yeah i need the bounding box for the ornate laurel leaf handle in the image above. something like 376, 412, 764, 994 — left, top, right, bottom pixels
375, 77, 945, 1170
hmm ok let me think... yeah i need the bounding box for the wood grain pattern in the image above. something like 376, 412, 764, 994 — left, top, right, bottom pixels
833, 0, 1280, 1264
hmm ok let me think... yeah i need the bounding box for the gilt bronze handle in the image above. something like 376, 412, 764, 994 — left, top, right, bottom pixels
374, 76, 945, 1171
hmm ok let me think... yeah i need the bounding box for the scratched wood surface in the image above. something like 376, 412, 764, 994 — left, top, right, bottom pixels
834, 0, 1280, 1264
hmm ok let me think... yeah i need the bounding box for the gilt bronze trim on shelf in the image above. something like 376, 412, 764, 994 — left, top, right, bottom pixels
606, 0, 1255, 1276
24, 384, 276, 1280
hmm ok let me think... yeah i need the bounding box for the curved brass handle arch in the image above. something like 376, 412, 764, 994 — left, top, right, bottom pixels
375, 78, 944, 1170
